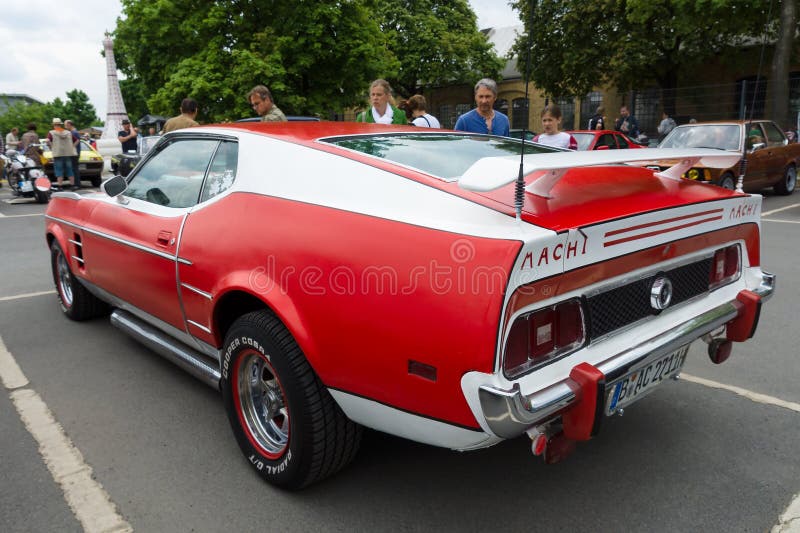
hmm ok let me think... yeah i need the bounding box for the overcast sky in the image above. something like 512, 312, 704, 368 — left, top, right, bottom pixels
0, 0, 520, 122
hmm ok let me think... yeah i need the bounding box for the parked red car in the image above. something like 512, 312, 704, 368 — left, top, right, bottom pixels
568, 129, 646, 151
45, 123, 773, 488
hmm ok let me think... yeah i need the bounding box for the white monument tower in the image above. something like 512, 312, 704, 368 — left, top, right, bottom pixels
96, 33, 128, 166
101, 33, 128, 140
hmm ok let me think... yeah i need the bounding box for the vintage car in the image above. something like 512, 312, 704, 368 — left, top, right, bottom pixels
110, 135, 161, 177
45, 122, 774, 489
658, 120, 798, 194
568, 129, 646, 151
40, 139, 105, 187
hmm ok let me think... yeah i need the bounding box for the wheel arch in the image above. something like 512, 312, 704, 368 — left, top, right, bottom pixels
45, 225, 69, 256
212, 288, 322, 377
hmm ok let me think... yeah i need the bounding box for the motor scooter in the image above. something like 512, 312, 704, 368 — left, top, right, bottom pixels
1, 145, 51, 203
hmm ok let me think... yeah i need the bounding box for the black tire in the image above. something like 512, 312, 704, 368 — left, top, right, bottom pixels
774, 165, 796, 195
50, 241, 109, 320
34, 188, 49, 203
221, 310, 362, 489
90, 176, 102, 187
717, 173, 736, 190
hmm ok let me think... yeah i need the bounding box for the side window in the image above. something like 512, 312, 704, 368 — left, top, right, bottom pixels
126, 139, 218, 208
616, 135, 630, 148
746, 123, 766, 149
596, 134, 617, 149
761, 122, 786, 147
200, 141, 238, 203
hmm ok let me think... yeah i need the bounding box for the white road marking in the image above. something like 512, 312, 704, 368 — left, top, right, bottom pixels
0, 212, 44, 218
683, 373, 800, 532
762, 218, 800, 224
762, 202, 800, 216
0, 336, 132, 533
681, 373, 800, 413
772, 493, 800, 533
0, 290, 56, 302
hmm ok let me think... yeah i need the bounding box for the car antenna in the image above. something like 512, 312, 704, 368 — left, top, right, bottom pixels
515, 0, 536, 221
737, 0, 774, 193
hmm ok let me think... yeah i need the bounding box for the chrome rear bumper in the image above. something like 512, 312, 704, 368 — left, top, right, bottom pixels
478, 271, 775, 439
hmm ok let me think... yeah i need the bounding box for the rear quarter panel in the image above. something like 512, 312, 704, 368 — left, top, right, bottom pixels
178, 192, 521, 428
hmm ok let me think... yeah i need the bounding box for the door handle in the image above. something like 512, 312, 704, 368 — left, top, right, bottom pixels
157, 230, 173, 246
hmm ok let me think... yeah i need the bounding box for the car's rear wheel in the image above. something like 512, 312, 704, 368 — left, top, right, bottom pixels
221, 310, 362, 489
50, 241, 109, 320
774, 165, 796, 195
717, 173, 736, 190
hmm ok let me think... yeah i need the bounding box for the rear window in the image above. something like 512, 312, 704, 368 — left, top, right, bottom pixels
321, 133, 556, 181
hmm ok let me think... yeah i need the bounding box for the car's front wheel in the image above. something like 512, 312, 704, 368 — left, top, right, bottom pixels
50, 241, 109, 320
774, 165, 796, 195
221, 310, 362, 489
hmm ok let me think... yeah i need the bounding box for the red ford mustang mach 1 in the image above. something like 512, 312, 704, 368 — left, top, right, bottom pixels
45, 122, 774, 489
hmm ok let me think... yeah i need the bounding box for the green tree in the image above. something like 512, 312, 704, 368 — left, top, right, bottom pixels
510, 0, 769, 114
54, 90, 99, 129
377, 0, 504, 97
0, 90, 99, 138
0, 101, 51, 139
113, 0, 398, 121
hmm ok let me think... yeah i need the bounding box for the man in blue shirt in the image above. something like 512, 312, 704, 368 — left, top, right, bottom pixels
454, 78, 510, 136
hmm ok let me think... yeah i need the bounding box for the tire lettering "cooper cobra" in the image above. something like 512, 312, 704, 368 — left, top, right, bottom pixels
249, 450, 292, 474
222, 337, 268, 379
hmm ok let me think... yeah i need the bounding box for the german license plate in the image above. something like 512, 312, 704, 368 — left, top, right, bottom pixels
605, 346, 689, 415
79, 164, 87, 170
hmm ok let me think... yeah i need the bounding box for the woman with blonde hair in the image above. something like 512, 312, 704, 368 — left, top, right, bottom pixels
356, 79, 407, 124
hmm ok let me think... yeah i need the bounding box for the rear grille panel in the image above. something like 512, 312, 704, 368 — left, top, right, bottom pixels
586, 257, 712, 340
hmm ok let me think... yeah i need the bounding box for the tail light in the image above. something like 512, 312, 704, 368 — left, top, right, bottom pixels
709, 244, 741, 289
503, 299, 586, 378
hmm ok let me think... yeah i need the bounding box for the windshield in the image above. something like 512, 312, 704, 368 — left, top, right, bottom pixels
660, 124, 741, 151
140, 136, 161, 154
322, 133, 556, 181
571, 133, 595, 151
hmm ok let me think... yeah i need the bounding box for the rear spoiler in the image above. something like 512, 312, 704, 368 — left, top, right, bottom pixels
458, 148, 741, 198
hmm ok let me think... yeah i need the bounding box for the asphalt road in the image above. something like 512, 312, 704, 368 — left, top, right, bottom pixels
1, 184, 798, 532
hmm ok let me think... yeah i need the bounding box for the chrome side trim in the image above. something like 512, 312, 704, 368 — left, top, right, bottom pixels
78, 277, 220, 361
111, 310, 220, 389
186, 319, 212, 334
68, 239, 82, 247
180, 283, 212, 300
71, 256, 85, 264
46, 215, 176, 261
478, 270, 775, 439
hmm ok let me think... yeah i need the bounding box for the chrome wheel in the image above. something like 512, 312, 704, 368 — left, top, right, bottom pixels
235, 351, 289, 458
56, 248, 73, 308
776, 166, 796, 195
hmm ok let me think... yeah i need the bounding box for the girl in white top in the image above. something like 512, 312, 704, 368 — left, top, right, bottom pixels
405, 94, 441, 128
532, 104, 577, 150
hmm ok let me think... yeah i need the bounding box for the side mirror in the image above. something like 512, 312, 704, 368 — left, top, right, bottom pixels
101, 174, 128, 199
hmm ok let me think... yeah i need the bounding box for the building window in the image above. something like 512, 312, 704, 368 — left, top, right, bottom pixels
580, 91, 603, 129
512, 98, 529, 130
555, 97, 575, 130
439, 104, 454, 128
633, 87, 660, 138
735, 76, 766, 120
789, 72, 800, 130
